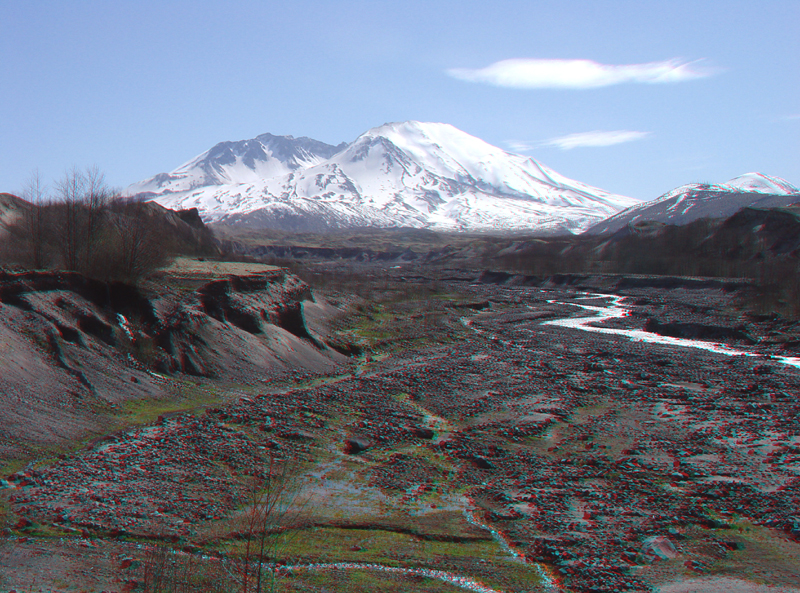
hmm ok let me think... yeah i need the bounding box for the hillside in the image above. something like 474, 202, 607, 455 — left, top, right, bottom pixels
0, 196, 221, 279
0, 263, 346, 462
0, 193, 28, 237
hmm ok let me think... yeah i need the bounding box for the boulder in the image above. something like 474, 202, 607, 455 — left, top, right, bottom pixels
343, 437, 371, 454
640, 535, 678, 562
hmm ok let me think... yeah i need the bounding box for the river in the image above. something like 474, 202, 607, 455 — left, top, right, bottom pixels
543, 293, 800, 370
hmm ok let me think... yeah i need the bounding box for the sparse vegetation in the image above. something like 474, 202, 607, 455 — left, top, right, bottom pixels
1, 167, 219, 283
481, 212, 800, 319
222, 454, 314, 593
141, 544, 231, 593
210, 203, 800, 320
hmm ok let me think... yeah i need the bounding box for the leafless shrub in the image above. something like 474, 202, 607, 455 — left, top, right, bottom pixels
221, 453, 313, 593
53, 166, 88, 272
141, 544, 231, 593
6, 167, 214, 283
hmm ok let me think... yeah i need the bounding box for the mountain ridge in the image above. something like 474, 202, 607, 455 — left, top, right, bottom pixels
126, 121, 639, 234
127, 133, 347, 198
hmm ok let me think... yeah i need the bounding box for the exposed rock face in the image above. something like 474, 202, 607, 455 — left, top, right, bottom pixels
0, 269, 344, 459
153, 270, 330, 378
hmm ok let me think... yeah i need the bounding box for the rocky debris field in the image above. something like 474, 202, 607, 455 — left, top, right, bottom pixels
2, 273, 800, 592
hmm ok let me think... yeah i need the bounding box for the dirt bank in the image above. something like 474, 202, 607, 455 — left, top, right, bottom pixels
0, 267, 346, 463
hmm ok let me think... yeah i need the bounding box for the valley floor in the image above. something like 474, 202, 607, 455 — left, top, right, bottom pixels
2, 270, 800, 592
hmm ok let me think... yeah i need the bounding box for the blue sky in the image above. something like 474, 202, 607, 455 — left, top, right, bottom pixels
1, 0, 798, 202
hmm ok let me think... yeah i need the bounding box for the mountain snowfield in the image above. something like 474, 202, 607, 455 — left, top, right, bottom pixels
719, 173, 799, 194
126, 121, 639, 234
585, 172, 800, 235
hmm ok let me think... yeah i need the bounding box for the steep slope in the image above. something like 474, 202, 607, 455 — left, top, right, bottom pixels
586, 173, 800, 235
0, 267, 344, 460
128, 122, 638, 234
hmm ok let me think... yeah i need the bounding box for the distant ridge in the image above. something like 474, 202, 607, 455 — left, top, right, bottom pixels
585, 173, 800, 235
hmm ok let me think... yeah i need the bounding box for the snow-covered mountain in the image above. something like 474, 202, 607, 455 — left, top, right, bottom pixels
585, 173, 800, 235
126, 121, 638, 234
127, 133, 347, 197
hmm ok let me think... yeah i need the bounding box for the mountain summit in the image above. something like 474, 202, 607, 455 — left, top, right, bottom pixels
126, 121, 638, 233
717, 172, 799, 195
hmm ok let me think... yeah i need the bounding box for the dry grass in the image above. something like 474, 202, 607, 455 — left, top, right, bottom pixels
160, 257, 280, 278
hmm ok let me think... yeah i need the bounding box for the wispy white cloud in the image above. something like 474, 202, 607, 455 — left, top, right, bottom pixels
545, 130, 651, 150
782, 114, 800, 121
508, 130, 651, 152
506, 140, 538, 153
447, 58, 715, 89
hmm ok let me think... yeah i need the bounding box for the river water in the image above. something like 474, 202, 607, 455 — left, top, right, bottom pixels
543, 294, 800, 370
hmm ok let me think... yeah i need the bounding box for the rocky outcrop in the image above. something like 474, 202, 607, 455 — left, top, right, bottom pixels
152, 270, 333, 378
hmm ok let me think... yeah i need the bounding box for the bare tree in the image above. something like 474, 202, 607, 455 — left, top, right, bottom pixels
81, 165, 110, 272
137, 453, 314, 593
112, 198, 168, 282
54, 166, 87, 272
51, 165, 112, 274
21, 169, 50, 269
